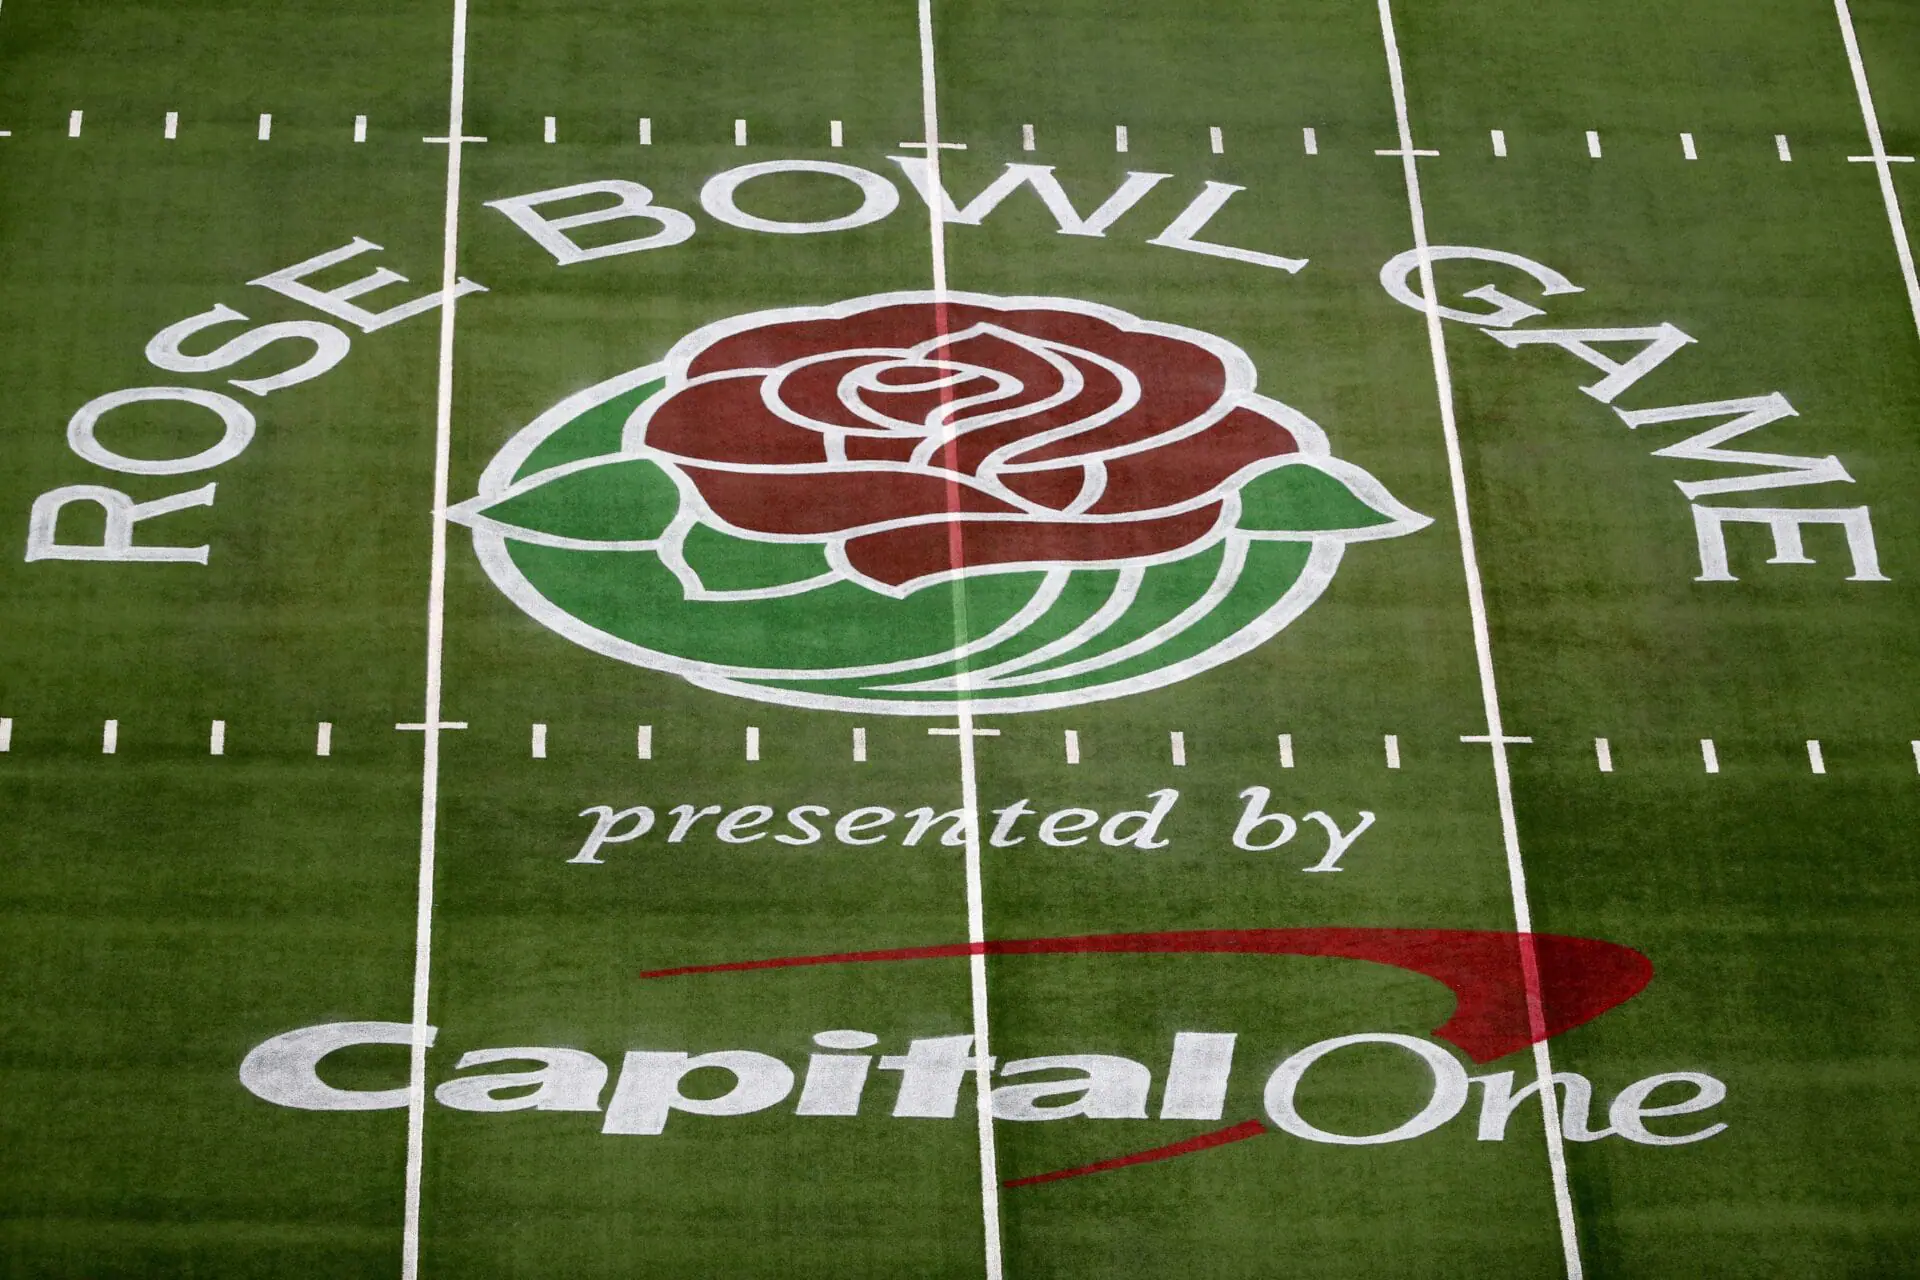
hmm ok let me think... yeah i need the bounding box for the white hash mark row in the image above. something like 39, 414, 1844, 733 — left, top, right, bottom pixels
0, 719, 1894, 775
10, 113, 1858, 164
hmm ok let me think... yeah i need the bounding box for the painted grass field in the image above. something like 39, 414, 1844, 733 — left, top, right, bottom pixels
2, 0, 1919, 1276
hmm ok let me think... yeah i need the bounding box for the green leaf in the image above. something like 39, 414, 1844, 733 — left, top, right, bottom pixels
680, 521, 832, 591
514, 379, 664, 482
482, 458, 680, 543
1236, 462, 1394, 534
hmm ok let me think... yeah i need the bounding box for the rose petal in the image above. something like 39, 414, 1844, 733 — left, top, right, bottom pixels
680, 464, 1023, 537
844, 436, 922, 463
766, 354, 891, 433
842, 503, 1225, 588
642, 374, 831, 466
1087, 404, 1297, 515
1001, 467, 1089, 509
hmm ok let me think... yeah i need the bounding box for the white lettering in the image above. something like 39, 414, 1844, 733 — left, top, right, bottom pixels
889, 158, 1170, 238
1100, 788, 1179, 849
487, 181, 697, 265
1690, 505, 1888, 582
26, 482, 216, 564
1159, 1031, 1235, 1120
569, 804, 654, 863
1470, 1070, 1612, 1141
1299, 810, 1376, 873
1231, 786, 1297, 851
144, 303, 351, 396
1483, 323, 1696, 404
67, 386, 256, 476
1148, 181, 1307, 272
1617, 394, 1853, 498
1607, 1071, 1727, 1145
249, 236, 485, 331
1264, 1033, 1468, 1145
601, 1049, 794, 1136
795, 1030, 879, 1117
992, 1054, 1151, 1121
701, 160, 900, 235
1378, 245, 1583, 327
879, 1035, 991, 1119
239, 1020, 428, 1111
434, 1047, 607, 1112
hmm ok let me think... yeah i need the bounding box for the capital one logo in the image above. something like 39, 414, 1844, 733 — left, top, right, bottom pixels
452, 292, 1429, 713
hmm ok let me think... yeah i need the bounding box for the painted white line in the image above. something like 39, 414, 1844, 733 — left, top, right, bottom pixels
164, 111, 178, 140
101, 719, 117, 754
0, 131, 11, 138
1594, 737, 1613, 773
0, 717, 12, 752
531, 723, 547, 758
1776, 133, 1792, 162
830, 119, 844, 147
1911, 739, 1920, 774
1491, 128, 1507, 158
316, 722, 332, 757
915, 1, 1001, 1273
1303, 126, 1318, 155
1807, 739, 1826, 774
1277, 732, 1294, 769
852, 726, 868, 762
543, 115, 556, 144
67, 109, 82, 138
1020, 123, 1035, 152
638, 116, 651, 145
1834, 0, 1920, 348
210, 720, 226, 756
1170, 730, 1187, 767
1586, 130, 1602, 159
1209, 125, 1223, 154
401, 0, 472, 1274
734, 117, 747, 146
1115, 124, 1129, 153
1383, 733, 1400, 769
355, 114, 368, 143
257, 113, 272, 141
745, 725, 760, 761
1700, 738, 1720, 773
636, 724, 653, 759
1681, 132, 1697, 160
1064, 728, 1080, 764
1375, 3, 1581, 1273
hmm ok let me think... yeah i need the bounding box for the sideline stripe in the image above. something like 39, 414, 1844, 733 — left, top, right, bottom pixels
1005, 1119, 1267, 1187
913, 1, 1003, 1273
401, 0, 472, 1274
1374, 3, 1583, 1275
1833, 0, 1920, 347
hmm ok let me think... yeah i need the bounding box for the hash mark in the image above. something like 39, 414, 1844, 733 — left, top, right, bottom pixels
68, 110, 83, 138
1594, 737, 1613, 773
1064, 729, 1080, 765
1115, 124, 1129, 153
830, 119, 843, 148
1302, 126, 1318, 155
1807, 740, 1826, 774
852, 726, 867, 762
1775, 134, 1792, 162
638, 117, 651, 145
745, 725, 760, 761
257, 113, 272, 141
1209, 125, 1223, 154
354, 115, 367, 143
101, 719, 117, 754
1700, 738, 1719, 774
531, 723, 547, 759
1169, 730, 1186, 767
734, 118, 748, 147
1277, 733, 1294, 769
164, 111, 179, 140
1681, 132, 1697, 160
543, 115, 556, 144
1491, 128, 1507, 157
636, 724, 653, 760
316, 722, 332, 757
0, 717, 12, 753
1384, 734, 1400, 769
210, 720, 226, 756
1586, 130, 1603, 159
1021, 123, 1035, 152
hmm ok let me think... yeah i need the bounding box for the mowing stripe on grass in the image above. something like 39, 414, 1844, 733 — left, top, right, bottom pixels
1832, 0, 1920, 347
914, 0, 1002, 1271
401, 0, 474, 1274
1375, 1, 1583, 1273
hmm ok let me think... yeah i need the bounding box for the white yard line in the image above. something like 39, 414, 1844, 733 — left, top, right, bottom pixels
401, 0, 472, 1275
914, 1, 1003, 1275
1833, 0, 1920, 347
1373, 3, 1583, 1276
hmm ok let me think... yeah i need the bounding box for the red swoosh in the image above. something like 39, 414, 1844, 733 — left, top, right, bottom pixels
636, 927, 1653, 1063
1002, 1119, 1269, 1188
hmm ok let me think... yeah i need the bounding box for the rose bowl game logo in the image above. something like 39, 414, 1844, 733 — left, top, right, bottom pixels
451, 292, 1430, 714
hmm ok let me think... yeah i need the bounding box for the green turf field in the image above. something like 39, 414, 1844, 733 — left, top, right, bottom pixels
3, 0, 1919, 1275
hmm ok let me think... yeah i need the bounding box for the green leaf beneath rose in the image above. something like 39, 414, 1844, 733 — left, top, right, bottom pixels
680, 521, 832, 591
1235, 462, 1396, 535
479, 457, 680, 543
